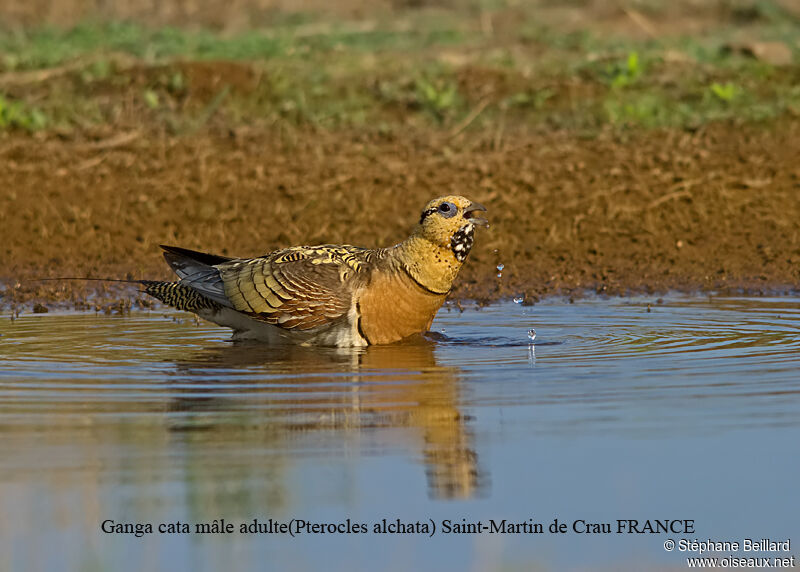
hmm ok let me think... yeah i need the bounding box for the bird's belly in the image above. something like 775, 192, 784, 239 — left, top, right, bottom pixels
200, 307, 287, 343
200, 307, 367, 347
357, 274, 446, 345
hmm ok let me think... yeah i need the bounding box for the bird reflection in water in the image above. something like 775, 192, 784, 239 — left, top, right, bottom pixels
169, 335, 487, 500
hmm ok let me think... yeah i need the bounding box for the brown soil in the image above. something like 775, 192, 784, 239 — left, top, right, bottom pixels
2, 119, 800, 312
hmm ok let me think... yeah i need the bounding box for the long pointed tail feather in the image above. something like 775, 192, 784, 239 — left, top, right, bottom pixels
28, 277, 222, 314
30, 277, 141, 284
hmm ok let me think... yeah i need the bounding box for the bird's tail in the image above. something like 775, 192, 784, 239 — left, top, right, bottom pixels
139, 280, 222, 313
28, 277, 221, 313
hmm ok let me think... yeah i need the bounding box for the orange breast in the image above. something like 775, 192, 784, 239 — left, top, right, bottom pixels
357, 270, 446, 345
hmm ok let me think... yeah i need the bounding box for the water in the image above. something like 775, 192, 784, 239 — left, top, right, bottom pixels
1, 296, 799, 571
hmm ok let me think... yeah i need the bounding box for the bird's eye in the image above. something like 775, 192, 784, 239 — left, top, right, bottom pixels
438, 202, 456, 218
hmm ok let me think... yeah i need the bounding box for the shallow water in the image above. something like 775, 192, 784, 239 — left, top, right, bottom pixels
1, 296, 799, 571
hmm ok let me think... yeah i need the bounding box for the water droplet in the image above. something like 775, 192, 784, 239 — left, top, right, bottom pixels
496, 263, 505, 271
496, 273, 502, 278
513, 295, 524, 304
527, 328, 536, 342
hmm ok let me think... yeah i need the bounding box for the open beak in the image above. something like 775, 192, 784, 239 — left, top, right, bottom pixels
464, 202, 489, 228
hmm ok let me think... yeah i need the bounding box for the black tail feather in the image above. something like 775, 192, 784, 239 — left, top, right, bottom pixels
159, 245, 234, 267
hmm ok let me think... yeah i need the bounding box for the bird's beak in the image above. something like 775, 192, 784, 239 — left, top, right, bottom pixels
464, 202, 489, 228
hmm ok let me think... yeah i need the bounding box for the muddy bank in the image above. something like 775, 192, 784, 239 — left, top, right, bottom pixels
2, 120, 799, 312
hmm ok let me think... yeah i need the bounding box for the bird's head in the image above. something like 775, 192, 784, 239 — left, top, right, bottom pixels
395, 196, 488, 294
415, 195, 488, 263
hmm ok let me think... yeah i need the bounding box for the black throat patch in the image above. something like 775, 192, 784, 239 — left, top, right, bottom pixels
450, 224, 475, 262
419, 206, 438, 225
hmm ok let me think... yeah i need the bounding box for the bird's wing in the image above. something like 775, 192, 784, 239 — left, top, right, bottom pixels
160, 244, 235, 308
217, 245, 376, 330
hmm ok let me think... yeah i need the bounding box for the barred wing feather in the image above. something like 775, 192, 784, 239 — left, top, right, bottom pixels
218, 247, 368, 331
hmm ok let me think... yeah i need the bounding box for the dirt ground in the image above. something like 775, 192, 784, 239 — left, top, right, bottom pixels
2, 118, 799, 312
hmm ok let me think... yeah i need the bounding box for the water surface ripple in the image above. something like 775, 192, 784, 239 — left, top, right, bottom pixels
0, 296, 799, 571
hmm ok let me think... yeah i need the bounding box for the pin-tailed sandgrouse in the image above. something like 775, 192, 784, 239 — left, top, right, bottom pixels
143, 196, 488, 346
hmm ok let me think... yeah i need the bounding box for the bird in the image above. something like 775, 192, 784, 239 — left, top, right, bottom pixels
141, 195, 488, 347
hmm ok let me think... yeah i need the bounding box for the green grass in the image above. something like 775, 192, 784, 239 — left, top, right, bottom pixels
0, 2, 799, 134
0, 19, 467, 71
0, 93, 47, 130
